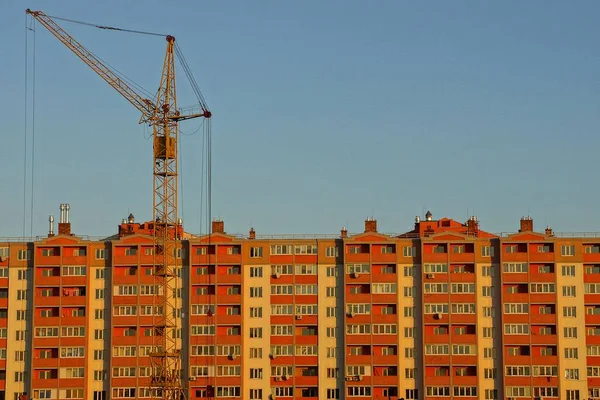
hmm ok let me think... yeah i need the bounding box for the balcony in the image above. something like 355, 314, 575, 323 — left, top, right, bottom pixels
371, 314, 398, 324
61, 296, 86, 306
424, 355, 450, 365
62, 255, 87, 265
346, 273, 371, 284
531, 334, 557, 345
450, 334, 476, 344
216, 254, 242, 264
528, 252, 555, 263
502, 273, 529, 283
372, 335, 398, 345
586, 294, 600, 304
371, 274, 397, 283
112, 275, 138, 285
32, 378, 58, 388
503, 314, 529, 324
450, 314, 477, 324
346, 355, 372, 365
449, 253, 475, 263
502, 292, 529, 303
450, 355, 477, 365
216, 274, 242, 285
61, 276, 87, 286
215, 335, 241, 345
345, 293, 371, 303
502, 252, 528, 262
346, 335, 371, 345
503, 335, 530, 345
529, 272, 556, 283
35, 296, 60, 307
294, 376, 319, 386
216, 315, 241, 325
529, 293, 557, 303
35, 276, 60, 286
35, 255, 61, 266
371, 253, 397, 264
32, 358, 59, 368
426, 334, 450, 344
112, 255, 138, 265
424, 314, 449, 324
503, 355, 531, 365
372, 355, 398, 365
371, 375, 398, 386
345, 253, 370, 263
217, 295, 241, 304
530, 314, 556, 324
294, 336, 318, 346
422, 253, 448, 263
371, 294, 397, 304
452, 375, 478, 386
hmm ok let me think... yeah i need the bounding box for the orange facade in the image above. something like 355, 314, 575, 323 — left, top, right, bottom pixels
0, 214, 598, 400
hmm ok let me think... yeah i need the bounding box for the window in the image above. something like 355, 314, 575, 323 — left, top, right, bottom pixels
249, 389, 262, 400
404, 286, 415, 297
326, 246, 339, 257
530, 283, 555, 293
563, 306, 577, 317
565, 369, 579, 380
563, 285, 576, 297
561, 245, 575, 256
565, 348, 578, 358
482, 265, 494, 276
482, 286, 493, 296
562, 265, 576, 276
326, 287, 337, 297
424, 263, 448, 273
249, 287, 262, 298
483, 327, 494, 338
249, 247, 263, 258
249, 307, 263, 318
249, 348, 262, 359
481, 245, 494, 257
326, 266, 338, 277
249, 327, 262, 338
564, 327, 578, 338
17, 249, 30, 261
483, 348, 496, 359
270, 245, 293, 255
249, 266, 262, 277
566, 390, 580, 400
503, 262, 528, 273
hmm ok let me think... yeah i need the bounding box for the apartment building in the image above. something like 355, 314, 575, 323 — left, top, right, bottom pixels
0, 209, 598, 400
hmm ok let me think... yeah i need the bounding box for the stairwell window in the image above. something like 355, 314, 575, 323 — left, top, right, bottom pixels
561, 245, 575, 256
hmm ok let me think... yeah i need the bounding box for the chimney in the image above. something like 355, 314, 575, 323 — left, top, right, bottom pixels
248, 227, 256, 240
212, 219, 224, 234
58, 204, 71, 235
466, 216, 479, 236
48, 215, 55, 237
545, 226, 554, 236
340, 226, 348, 239
364, 217, 377, 233
519, 216, 533, 233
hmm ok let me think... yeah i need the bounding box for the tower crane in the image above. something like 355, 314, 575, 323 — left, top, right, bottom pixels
26, 9, 211, 400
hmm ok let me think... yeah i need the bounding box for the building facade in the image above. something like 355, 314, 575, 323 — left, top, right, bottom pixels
0, 211, 598, 400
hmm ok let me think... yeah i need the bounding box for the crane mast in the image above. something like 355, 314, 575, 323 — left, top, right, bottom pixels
26, 9, 211, 400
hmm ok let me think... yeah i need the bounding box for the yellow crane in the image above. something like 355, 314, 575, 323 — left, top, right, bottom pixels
26, 9, 211, 400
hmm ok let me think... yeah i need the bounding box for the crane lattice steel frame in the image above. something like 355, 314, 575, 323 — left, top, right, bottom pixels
26, 9, 211, 400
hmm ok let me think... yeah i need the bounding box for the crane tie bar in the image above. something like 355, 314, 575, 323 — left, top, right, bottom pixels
45, 13, 168, 37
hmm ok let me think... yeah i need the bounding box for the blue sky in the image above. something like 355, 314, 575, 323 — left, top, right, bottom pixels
1, 1, 599, 237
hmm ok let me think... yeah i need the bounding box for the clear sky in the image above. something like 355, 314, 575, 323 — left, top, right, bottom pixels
1, 0, 599, 238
